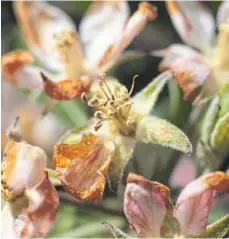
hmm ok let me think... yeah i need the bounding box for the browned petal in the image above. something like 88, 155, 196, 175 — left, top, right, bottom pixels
14, 2, 38, 47
174, 70, 197, 100
127, 172, 170, 203
41, 72, 83, 100
54, 135, 114, 203
138, 2, 158, 21
166, 1, 192, 31
2, 50, 34, 84
204, 171, 229, 192
53, 133, 98, 168
13, 173, 59, 238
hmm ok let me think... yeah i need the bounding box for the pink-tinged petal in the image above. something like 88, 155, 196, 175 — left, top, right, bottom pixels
171, 54, 211, 100
169, 157, 196, 188
124, 173, 170, 238
5, 141, 47, 194
13, 1, 76, 72
79, 1, 130, 68
151, 44, 199, 71
174, 171, 229, 235
53, 133, 115, 204
13, 173, 59, 238
151, 44, 199, 72
97, 2, 157, 69
2, 50, 44, 90
217, 1, 229, 26
166, 1, 215, 49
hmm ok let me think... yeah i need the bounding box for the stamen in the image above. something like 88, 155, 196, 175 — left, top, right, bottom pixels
129, 75, 138, 96
99, 80, 111, 100
100, 73, 115, 100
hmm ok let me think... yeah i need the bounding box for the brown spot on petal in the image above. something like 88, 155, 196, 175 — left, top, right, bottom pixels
174, 70, 197, 100
53, 133, 98, 168
204, 171, 229, 192
138, 2, 158, 21
2, 50, 34, 84
127, 173, 170, 203
41, 72, 83, 100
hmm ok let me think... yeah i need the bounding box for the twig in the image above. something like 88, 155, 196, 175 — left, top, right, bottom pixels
58, 191, 124, 217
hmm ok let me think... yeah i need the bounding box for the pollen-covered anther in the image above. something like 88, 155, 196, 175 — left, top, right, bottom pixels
88, 97, 100, 107
138, 2, 158, 21
94, 111, 109, 121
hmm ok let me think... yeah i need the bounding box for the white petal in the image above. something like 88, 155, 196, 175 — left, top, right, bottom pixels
6, 142, 47, 193
217, 1, 229, 26
79, 1, 130, 68
1, 204, 17, 239
166, 1, 215, 49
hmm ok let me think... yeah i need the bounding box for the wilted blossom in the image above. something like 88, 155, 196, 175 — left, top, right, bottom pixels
1, 118, 59, 238
52, 72, 192, 203
103, 171, 229, 238
1, 1, 157, 101
152, 1, 229, 100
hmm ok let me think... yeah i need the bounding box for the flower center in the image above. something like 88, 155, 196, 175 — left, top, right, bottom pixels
82, 74, 138, 137
53, 29, 87, 79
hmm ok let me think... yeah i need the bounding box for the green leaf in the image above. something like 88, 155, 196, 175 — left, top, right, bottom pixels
52, 99, 89, 127
196, 140, 221, 173
59, 118, 96, 144
102, 222, 131, 238
136, 116, 192, 154
132, 71, 172, 117
160, 201, 180, 238
108, 135, 136, 192
168, 80, 192, 127
200, 95, 220, 144
210, 111, 229, 153
194, 214, 229, 238
218, 82, 229, 119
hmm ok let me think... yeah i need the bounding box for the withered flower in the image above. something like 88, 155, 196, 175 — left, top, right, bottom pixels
152, 1, 229, 100
104, 172, 229, 238
1, 118, 59, 238
2, 1, 157, 100
53, 72, 192, 202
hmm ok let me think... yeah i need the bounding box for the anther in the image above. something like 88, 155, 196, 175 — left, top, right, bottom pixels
94, 111, 107, 121
81, 92, 88, 102
88, 97, 100, 107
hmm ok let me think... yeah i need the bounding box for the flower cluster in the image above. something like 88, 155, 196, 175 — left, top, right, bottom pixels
1, 0, 229, 238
